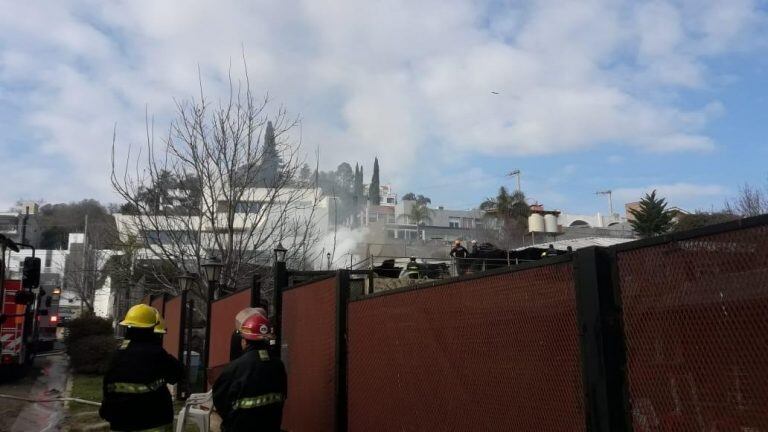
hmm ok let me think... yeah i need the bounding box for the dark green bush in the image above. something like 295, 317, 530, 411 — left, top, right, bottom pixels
69, 335, 118, 374
66, 313, 113, 350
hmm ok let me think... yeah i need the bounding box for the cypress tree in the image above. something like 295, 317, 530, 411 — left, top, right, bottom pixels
369, 157, 381, 205
356, 165, 365, 206
260, 121, 281, 186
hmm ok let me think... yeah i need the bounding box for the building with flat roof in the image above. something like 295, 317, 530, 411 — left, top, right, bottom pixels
0, 202, 41, 247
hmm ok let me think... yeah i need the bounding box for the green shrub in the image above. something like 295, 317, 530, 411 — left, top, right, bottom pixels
66, 313, 113, 350
69, 335, 118, 374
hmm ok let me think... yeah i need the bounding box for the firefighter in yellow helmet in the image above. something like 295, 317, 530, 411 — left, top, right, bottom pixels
99, 304, 183, 431
154, 309, 167, 345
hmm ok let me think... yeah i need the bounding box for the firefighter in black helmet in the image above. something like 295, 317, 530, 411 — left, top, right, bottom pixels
100, 304, 183, 431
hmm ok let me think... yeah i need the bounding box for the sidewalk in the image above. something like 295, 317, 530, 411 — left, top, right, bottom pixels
9, 353, 69, 432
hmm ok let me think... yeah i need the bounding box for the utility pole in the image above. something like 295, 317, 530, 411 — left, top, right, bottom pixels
508, 170, 521, 192
81, 214, 88, 311
596, 190, 614, 216
21, 207, 30, 245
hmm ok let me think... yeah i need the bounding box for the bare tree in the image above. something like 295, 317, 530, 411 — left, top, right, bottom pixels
110, 68, 325, 311
725, 181, 768, 217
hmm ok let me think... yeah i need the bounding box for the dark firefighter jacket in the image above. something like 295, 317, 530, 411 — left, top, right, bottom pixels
213, 344, 288, 432
450, 245, 469, 258
99, 329, 183, 431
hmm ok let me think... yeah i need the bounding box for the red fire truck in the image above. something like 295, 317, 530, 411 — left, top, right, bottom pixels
0, 279, 35, 369
35, 284, 61, 352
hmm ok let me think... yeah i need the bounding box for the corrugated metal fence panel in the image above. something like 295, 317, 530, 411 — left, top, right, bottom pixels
163, 295, 182, 359
618, 225, 768, 430
208, 289, 251, 387
347, 262, 584, 432
281, 276, 337, 432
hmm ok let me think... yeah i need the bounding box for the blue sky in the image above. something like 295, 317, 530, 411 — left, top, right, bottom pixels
0, 1, 766, 215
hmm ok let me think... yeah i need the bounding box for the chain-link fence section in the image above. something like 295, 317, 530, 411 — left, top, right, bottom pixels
347, 262, 584, 432
163, 295, 183, 359
618, 224, 768, 431
150, 295, 165, 316
281, 275, 338, 432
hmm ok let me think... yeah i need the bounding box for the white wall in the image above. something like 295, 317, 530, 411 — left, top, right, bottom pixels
93, 276, 112, 318
558, 212, 625, 228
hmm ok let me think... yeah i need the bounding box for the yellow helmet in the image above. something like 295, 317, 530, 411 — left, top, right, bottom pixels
154, 310, 167, 334
120, 304, 159, 328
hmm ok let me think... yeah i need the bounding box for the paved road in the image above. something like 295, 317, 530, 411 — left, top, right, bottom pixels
0, 353, 69, 432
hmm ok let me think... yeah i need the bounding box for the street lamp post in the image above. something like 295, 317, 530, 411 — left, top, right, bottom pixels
200, 256, 223, 390
273, 243, 287, 357
177, 272, 196, 399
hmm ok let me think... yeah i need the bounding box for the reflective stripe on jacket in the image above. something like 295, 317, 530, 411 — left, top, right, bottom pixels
233, 393, 284, 410
107, 379, 166, 394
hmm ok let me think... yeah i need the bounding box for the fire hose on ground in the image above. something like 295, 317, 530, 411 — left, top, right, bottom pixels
0, 393, 101, 406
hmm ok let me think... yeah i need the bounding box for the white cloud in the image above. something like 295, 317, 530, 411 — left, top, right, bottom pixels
0, 0, 765, 209
613, 182, 728, 209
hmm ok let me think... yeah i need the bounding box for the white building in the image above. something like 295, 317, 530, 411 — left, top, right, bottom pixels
557, 212, 625, 228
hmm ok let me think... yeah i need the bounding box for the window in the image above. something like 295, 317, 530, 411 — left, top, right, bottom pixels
448, 217, 460, 228
461, 218, 474, 228
44, 250, 52, 268
144, 230, 195, 245
386, 214, 396, 224
235, 202, 262, 213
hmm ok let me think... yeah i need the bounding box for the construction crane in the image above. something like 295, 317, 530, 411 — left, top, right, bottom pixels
595, 190, 614, 216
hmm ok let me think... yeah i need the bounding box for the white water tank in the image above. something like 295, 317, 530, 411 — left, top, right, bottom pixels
528, 213, 545, 232
544, 214, 558, 233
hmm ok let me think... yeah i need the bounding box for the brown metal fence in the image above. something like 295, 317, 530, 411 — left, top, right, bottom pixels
207, 288, 252, 387
253, 216, 768, 431
281, 275, 339, 432
617, 223, 768, 431
163, 295, 183, 359
347, 261, 585, 432
150, 295, 165, 315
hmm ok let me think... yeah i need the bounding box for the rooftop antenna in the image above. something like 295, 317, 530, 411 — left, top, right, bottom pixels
595, 190, 614, 215
507, 170, 521, 192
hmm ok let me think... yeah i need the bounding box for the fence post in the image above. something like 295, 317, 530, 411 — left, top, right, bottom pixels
251, 274, 261, 308
202, 282, 215, 390
335, 270, 350, 432
178, 289, 189, 400
273, 262, 288, 358
573, 247, 632, 432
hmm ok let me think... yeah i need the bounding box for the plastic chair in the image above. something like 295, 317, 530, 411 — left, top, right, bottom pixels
176, 390, 213, 432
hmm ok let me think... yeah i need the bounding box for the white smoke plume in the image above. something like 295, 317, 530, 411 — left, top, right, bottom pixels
312, 227, 370, 270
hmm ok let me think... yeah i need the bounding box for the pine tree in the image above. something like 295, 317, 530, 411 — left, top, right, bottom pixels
369, 157, 381, 205
629, 190, 675, 238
